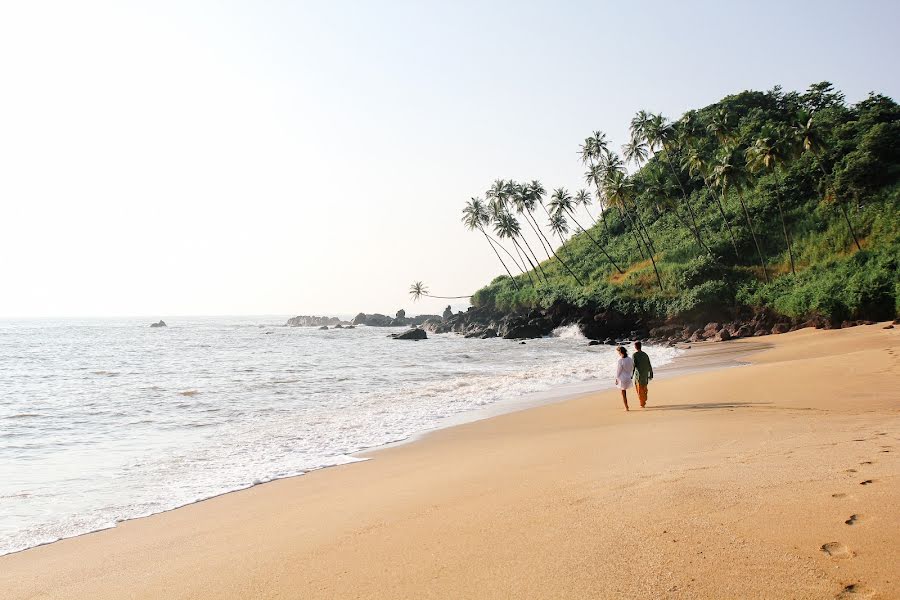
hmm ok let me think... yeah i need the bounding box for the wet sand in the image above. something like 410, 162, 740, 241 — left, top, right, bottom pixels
2, 323, 898, 599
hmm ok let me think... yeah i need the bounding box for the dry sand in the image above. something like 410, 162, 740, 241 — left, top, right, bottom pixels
2, 323, 898, 599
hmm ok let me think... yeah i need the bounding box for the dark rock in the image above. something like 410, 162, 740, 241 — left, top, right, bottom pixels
588, 340, 602, 346
771, 323, 789, 334
884, 324, 894, 329
703, 322, 722, 335
334, 324, 344, 329
502, 324, 545, 340
480, 328, 497, 339
352, 312, 368, 325
520, 341, 526, 344
396, 309, 406, 319
716, 329, 732, 342
319, 325, 329, 330
394, 328, 427, 340
149, 320, 167, 328
346, 325, 356, 329
442, 305, 453, 321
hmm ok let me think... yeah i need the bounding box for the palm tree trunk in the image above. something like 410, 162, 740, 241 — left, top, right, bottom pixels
736, 187, 769, 283
566, 210, 625, 274
481, 230, 519, 289
513, 238, 544, 284
706, 179, 740, 259
816, 163, 861, 251
774, 170, 796, 275
664, 154, 712, 256
518, 234, 549, 281
839, 201, 862, 251
511, 241, 537, 286
486, 233, 527, 274
525, 212, 584, 285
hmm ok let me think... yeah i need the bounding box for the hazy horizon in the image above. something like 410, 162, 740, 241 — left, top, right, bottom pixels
2, 1, 899, 318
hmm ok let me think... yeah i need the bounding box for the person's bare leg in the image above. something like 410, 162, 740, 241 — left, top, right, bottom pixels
621, 390, 629, 411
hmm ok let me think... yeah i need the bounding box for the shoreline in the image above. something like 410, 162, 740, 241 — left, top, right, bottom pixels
2, 323, 897, 599
2, 336, 692, 559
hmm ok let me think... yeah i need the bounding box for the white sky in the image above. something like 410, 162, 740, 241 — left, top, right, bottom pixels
1, 1, 898, 317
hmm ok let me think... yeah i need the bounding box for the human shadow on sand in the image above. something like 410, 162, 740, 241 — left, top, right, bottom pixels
644, 402, 771, 411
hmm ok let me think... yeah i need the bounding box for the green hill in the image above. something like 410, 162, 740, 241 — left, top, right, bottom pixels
465, 82, 899, 327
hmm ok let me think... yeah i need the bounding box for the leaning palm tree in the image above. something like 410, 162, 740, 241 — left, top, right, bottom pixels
549, 187, 624, 273
683, 145, 740, 258
643, 112, 712, 256
493, 209, 540, 286
574, 188, 598, 225
793, 110, 861, 250
713, 146, 769, 282
461, 197, 520, 289
746, 126, 796, 274
603, 171, 663, 290
491, 179, 548, 281
487, 180, 545, 282
409, 282, 471, 301
516, 182, 585, 285
612, 146, 656, 259
547, 211, 583, 278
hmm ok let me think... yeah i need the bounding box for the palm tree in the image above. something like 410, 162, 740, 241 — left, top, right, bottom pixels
492, 208, 540, 286
409, 282, 471, 301
547, 211, 583, 277
683, 145, 740, 258
746, 126, 796, 274
549, 187, 624, 273
461, 197, 520, 289
495, 179, 550, 281
514, 181, 585, 285
713, 146, 769, 282
707, 108, 735, 144
487, 180, 546, 282
793, 110, 861, 250
642, 112, 712, 256
604, 170, 663, 290
574, 188, 598, 224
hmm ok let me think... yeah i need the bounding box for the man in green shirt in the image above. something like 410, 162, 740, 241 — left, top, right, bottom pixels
632, 341, 653, 408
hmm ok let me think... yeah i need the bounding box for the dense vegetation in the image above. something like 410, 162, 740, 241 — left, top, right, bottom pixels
462, 83, 899, 324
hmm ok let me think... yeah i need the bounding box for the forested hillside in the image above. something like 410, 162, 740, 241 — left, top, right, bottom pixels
464, 82, 899, 326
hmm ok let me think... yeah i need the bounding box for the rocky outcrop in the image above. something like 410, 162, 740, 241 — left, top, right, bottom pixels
392, 328, 427, 340
286, 315, 349, 327
149, 320, 167, 328
351, 312, 441, 327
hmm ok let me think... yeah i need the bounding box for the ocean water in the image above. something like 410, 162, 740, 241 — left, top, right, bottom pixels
0, 317, 678, 556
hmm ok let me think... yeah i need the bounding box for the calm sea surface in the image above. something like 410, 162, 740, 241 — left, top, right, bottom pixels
0, 317, 677, 555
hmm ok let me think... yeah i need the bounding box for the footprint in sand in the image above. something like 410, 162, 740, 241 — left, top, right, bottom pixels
832, 493, 847, 498
844, 514, 861, 526
821, 542, 854, 559
844, 468, 858, 474
859, 461, 873, 465
836, 583, 875, 598
859, 480, 874, 485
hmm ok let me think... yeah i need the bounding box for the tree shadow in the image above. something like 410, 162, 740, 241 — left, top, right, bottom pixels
645, 401, 771, 411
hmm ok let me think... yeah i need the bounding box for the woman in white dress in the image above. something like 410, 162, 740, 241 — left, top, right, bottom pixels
614, 346, 634, 411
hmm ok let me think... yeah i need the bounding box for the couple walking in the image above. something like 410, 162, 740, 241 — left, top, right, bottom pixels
614, 341, 653, 411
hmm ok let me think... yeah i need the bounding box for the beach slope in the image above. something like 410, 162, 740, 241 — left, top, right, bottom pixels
2, 324, 898, 599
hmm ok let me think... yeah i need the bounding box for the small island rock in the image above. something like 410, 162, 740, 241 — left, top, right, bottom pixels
393, 328, 427, 340
149, 320, 167, 328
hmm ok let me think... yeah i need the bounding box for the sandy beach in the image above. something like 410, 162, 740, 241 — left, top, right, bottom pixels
2, 323, 898, 599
